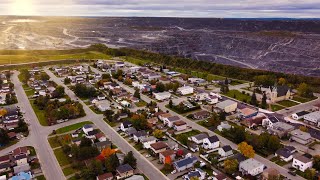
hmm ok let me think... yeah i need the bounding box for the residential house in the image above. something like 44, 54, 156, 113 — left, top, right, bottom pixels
173, 156, 198, 172
202, 135, 220, 150
275, 147, 295, 162
218, 145, 233, 157
153, 92, 171, 101
304, 111, 320, 127
291, 111, 309, 120
212, 173, 227, 180
189, 133, 209, 145
120, 121, 133, 132
238, 108, 258, 119
196, 92, 209, 101
262, 116, 280, 129
94, 100, 111, 112
164, 116, 180, 128
3, 106, 19, 124
207, 95, 218, 105
173, 120, 187, 131
266, 85, 292, 103
150, 142, 168, 155
184, 168, 206, 180
15, 154, 28, 166
159, 149, 176, 164
82, 124, 94, 135
193, 111, 210, 120
96, 172, 113, 180
239, 158, 265, 176
262, 168, 280, 180
115, 62, 125, 69
177, 86, 194, 96
97, 94, 106, 101
116, 164, 134, 179
0, 163, 10, 173
158, 113, 172, 122
126, 127, 137, 137
216, 100, 237, 113
268, 122, 295, 138
292, 155, 313, 172
13, 164, 31, 174
147, 117, 158, 128
94, 141, 112, 152
133, 131, 148, 142
290, 129, 313, 145
217, 121, 231, 132
13, 147, 29, 158
11, 171, 32, 180
140, 136, 157, 149
241, 115, 264, 129
0, 155, 10, 165
95, 133, 107, 142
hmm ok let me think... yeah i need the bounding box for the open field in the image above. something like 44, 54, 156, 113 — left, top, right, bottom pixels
0, 49, 110, 65
277, 100, 299, 107
55, 121, 93, 134
223, 90, 251, 102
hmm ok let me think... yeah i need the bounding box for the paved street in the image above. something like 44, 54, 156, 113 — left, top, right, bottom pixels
90, 66, 303, 180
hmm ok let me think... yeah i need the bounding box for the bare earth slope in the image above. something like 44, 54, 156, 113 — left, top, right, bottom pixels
0, 16, 320, 76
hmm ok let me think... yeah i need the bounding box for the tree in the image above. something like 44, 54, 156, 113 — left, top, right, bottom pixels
304, 168, 316, 180
267, 135, 281, 152
53, 86, 65, 98
0, 129, 9, 145
299, 126, 308, 132
124, 78, 132, 85
250, 91, 258, 106
89, 160, 103, 175
123, 151, 137, 169
219, 112, 226, 121
238, 141, 255, 158
105, 154, 120, 172
80, 137, 92, 147
224, 159, 238, 174
278, 78, 286, 85
168, 100, 173, 108
64, 77, 71, 84
313, 155, 320, 171
156, 82, 165, 92
133, 89, 140, 99
297, 83, 313, 98
261, 93, 267, 109
153, 129, 164, 139
0, 108, 7, 117
40, 73, 50, 81
19, 69, 31, 84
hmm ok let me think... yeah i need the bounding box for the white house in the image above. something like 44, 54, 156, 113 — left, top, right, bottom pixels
141, 136, 157, 149
82, 124, 94, 135
97, 94, 106, 100
189, 133, 209, 144
95, 133, 107, 142
120, 121, 132, 132
275, 147, 294, 162
196, 93, 209, 101
262, 116, 280, 129
173, 120, 187, 131
177, 86, 194, 95
164, 116, 180, 127
94, 100, 111, 112
217, 121, 231, 132
290, 129, 313, 145
239, 158, 265, 176
218, 145, 233, 157
184, 168, 206, 180
153, 92, 171, 101
216, 100, 237, 113
291, 111, 309, 120
206, 96, 218, 105
292, 155, 313, 172
304, 111, 320, 127
133, 131, 148, 142
202, 135, 220, 150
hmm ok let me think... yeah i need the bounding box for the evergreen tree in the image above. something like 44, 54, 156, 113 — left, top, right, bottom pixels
123, 151, 137, 168
261, 93, 267, 109
133, 89, 140, 99
250, 92, 258, 106
105, 154, 120, 172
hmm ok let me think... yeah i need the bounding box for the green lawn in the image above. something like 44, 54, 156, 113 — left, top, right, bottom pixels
270, 156, 289, 166
35, 175, 46, 180
89, 106, 103, 114
223, 90, 251, 102
271, 104, 285, 111
277, 100, 299, 107
63, 166, 77, 176
135, 100, 147, 107
48, 136, 62, 148
55, 121, 93, 134
293, 96, 317, 103
25, 89, 35, 97
53, 148, 71, 166
0, 50, 110, 65
29, 100, 48, 126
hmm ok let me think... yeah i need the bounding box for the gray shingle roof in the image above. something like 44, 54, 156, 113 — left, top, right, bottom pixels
116, 164, 133, 173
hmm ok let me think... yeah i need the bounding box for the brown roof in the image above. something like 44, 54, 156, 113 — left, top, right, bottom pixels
13, 147, 28, 157
97, 172, 113, 180
7, 132, 16, 138
240, 108, 257, 116
173, 120, 187, 126
193, 110, 210, 117
160, 149, 175, 157
147, 117, 158, 124
159, 113, 172, 118
295, 155, 312, 163
154, 111, 166, 117
95, 133, 105, 139
150, 142, 168, 150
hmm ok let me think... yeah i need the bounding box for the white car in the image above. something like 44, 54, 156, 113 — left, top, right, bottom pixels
171, 170, 176, 174
145, 154, 151, 158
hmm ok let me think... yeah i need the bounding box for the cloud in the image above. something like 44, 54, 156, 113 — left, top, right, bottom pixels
1, 0, 320, 18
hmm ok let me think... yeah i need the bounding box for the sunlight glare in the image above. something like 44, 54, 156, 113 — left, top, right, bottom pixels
10, 0, 36, 16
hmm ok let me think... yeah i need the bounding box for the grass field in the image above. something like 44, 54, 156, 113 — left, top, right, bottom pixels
277, 100, 299, 107
135, 100, 147, 107
55, 121, 93, 134
293, 96, 317, 103
0, 49, 110, 65
35, 175, 46, 180
223, 90, 251, 102
271, 104, 285, 111
30, 100, 48, 126
48, 136, 62, 148
63, 166, 77, 176
53, 148, 71, 166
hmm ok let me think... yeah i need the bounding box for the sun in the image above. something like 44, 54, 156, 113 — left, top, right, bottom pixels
10, 0, 36, 16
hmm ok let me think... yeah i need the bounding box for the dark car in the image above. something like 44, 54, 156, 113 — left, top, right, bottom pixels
288, 171, 296, 176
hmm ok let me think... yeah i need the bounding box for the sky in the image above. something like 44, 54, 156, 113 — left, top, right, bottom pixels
1, 0, 320, 18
